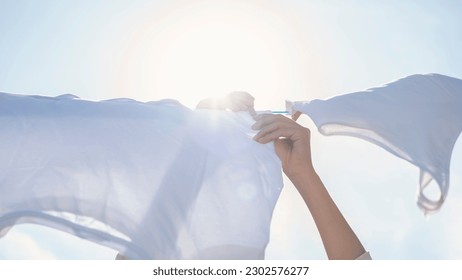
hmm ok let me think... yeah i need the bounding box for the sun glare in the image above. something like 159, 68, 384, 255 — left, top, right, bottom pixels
119, 1, 313, 110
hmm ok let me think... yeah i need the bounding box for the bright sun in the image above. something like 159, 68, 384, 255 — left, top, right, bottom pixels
118, 1, 315, 110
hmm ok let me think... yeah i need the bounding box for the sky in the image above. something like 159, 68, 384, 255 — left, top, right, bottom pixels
0, 0, 461, 260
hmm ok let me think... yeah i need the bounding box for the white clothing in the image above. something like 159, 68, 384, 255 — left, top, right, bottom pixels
0, 93, 283, 259
3, 72, 456, 259
289, 74, 462, 214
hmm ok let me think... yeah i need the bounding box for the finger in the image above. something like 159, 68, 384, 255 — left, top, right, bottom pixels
292, 111, 302, 121
253, 114, 292, 129
274, 138, 291, 158
254, 120, 298, 141
254, 127, 295, 144
253, 121, 282, 139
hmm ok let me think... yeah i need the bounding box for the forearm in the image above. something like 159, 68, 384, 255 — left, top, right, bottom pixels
290, 170, 366, 260
252, 113, 366, 259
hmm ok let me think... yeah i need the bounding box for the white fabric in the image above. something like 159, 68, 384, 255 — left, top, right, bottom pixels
289, 73, 462, 214
0, 92, 283, 259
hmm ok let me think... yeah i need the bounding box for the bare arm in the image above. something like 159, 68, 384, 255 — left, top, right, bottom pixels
253, 113, 366, 260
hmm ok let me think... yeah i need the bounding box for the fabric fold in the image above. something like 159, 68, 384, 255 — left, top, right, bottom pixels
289, 73, 462, 214
0, 92, 283, 259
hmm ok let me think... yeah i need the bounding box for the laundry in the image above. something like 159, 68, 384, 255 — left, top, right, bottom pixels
0, 93, 283, 259
288, 73, 462, 214
1, 73, 460, 259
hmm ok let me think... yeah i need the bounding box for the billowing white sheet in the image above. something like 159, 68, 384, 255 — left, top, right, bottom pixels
289, 74, 462, 214
0, 93, 283, 259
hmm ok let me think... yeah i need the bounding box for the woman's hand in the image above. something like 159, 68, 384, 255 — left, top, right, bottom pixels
253, 112, 367, 260
252, 113, 314, 180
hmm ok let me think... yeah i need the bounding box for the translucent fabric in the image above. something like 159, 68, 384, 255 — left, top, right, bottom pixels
289, 74, 462, 214
0, 92, 283, 259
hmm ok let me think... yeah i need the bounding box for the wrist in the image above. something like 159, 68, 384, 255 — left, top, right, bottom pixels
286, 165, 319, 186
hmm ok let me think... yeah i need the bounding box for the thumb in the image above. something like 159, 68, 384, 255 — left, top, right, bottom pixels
274, 138, 290, 163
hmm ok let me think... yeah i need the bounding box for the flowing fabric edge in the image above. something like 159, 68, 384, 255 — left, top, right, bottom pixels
0, 210, 150, 259
315, 123, 447, 214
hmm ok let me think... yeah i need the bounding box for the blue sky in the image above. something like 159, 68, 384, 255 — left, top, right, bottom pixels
0, 0, 461, 259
